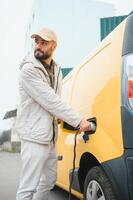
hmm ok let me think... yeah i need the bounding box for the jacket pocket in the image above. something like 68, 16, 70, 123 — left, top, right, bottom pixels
30, 111, 53, 134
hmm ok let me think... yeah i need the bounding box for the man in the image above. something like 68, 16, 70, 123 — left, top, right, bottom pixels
15, 27, 91, 200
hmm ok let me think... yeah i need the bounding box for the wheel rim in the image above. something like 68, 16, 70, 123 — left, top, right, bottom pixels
86, 180, 105, 200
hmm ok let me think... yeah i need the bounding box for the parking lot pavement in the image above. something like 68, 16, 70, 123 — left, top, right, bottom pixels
0, 152, 79, 200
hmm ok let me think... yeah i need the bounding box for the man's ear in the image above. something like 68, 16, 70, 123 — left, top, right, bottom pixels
52, 41, 57, 50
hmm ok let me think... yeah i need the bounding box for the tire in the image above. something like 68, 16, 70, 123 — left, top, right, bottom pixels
83, 166, 116, 200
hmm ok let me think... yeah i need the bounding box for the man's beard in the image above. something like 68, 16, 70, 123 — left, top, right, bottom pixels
34, 49, 50, 61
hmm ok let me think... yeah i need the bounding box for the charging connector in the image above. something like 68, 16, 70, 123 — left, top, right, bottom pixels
68, 130, 79, 200
68, 117, 97, 200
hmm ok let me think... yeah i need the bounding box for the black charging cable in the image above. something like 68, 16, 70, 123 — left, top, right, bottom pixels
67, 118, 97, 200
68, 130, 79, 200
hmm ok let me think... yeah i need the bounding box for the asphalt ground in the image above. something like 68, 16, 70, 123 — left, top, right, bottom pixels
0, 152, 79, 200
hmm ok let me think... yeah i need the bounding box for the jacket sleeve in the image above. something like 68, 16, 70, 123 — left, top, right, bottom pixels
20, 64, 82, 128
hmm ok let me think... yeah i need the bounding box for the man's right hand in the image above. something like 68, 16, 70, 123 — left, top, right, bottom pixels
79, 119, 91, 132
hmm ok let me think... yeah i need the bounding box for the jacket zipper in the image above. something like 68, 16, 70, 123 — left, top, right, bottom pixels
52, 67, 61, 143
36, 66, 61, 144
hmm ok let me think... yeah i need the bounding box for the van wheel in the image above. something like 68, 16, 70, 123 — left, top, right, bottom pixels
83, 166, 116, 200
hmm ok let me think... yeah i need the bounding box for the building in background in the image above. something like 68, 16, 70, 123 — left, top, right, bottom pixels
100, 10, 133, 40
0, 109, 19, 152
25, 0, 115, 70
61, 68, 73, 78
62, 9, 133, 77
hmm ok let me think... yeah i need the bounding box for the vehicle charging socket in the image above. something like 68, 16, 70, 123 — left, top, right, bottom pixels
82, 117, 97, 143
63, 117, 97, 143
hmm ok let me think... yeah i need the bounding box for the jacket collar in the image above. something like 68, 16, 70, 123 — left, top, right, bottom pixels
31, 54, 59, 77
29, 54, 61, 91
20, 54, 61, 91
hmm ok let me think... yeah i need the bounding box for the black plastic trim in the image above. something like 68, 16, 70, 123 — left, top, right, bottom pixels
121, 105, 133, 148
102, 156, 128, 200
102, 150, 133, 200
69, 168, 81, 192
122, 14, 133, 56
70, 152, 133, 200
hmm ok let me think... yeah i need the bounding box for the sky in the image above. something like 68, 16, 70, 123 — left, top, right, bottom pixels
98, 0, 133, 15
0, 0, 32, 118
0, 0, 132, 119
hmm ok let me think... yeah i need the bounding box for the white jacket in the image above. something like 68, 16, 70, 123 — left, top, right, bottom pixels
14, 55, 82, 144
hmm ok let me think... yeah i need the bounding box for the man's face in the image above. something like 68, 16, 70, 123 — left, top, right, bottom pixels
34, 36, 56, 61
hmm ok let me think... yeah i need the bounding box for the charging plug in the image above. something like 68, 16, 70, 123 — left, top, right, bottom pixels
82, 117, 97, 143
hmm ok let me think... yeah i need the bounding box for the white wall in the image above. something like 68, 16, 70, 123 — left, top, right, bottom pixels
25, 0, 115, 68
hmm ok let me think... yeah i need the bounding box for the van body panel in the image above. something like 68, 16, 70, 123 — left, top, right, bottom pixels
56, 15, 133, 199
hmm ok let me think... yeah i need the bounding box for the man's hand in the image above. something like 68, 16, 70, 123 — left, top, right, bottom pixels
79, 119, 91, 132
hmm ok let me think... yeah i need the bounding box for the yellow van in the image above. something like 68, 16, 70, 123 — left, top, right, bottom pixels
56, 14, 133, 200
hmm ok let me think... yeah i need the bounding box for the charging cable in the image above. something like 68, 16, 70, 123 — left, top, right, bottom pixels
68, 120, 96, 200
68, 130, 79, 200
